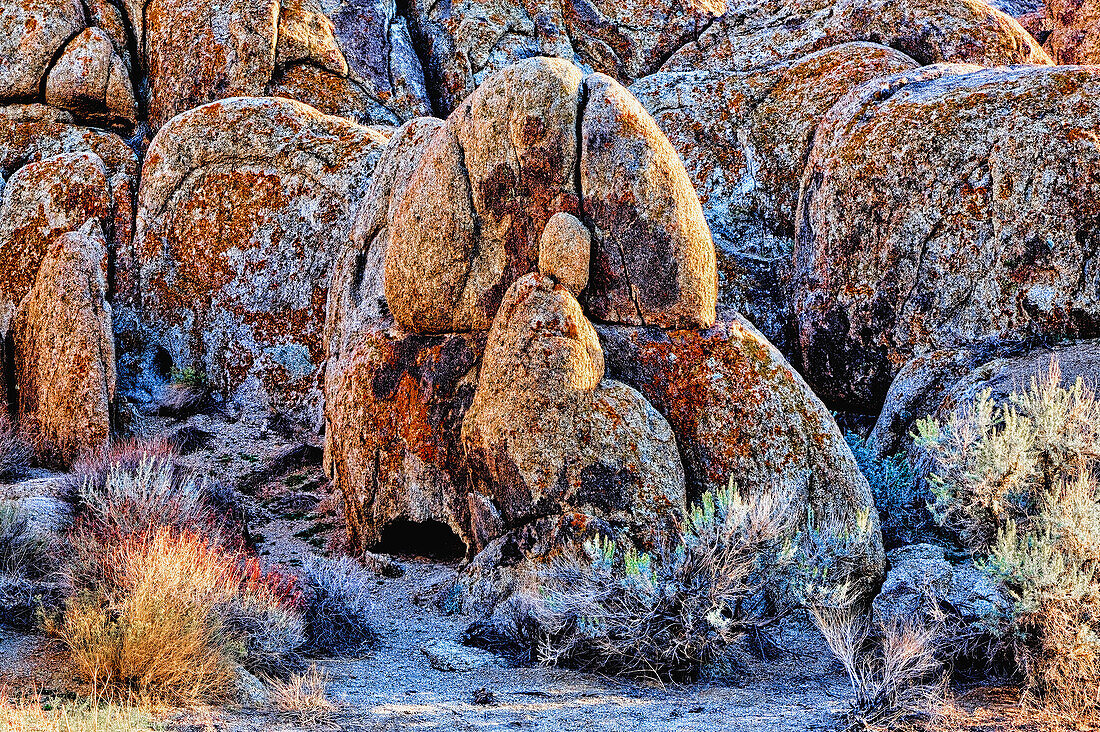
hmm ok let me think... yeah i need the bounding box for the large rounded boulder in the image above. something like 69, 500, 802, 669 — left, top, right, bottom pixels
632, 42, 919, 347
134, 97, 387, 420
462, 273, 687, 540
664, 0, 1051, 72
793, 64, 1100, 411
385, 57, 717, 335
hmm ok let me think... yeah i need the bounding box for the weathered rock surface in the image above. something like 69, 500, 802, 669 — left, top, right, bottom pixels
0, 107, 139, 302
324, 319, 484, 554
143, 0, 431, 129
596, 313, 883, 579
1035, 0, 1100, 64
45, 27, 136, 124
632, 42, 918, 346
538, 212, 590, 297
0, 151, 112, 336
0, 0, 85, 101
404, 0, 725, 114
326, 116, 445, 365
13, 220, 115, 467
664, 0, 1052, 72
580, 74, 717, 331
793, 64, 1100, 412
134, 97, 387, 420
387, 58, 584, 334
870, 339, 1100, 459
462, 273, 686, 538
872, 543, 1008, 626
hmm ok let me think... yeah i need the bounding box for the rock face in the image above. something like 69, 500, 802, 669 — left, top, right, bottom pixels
45, 27, 136, 125
387, 58, 585, 334
1032, 0, 1100, 64
793, 64, 1100, 412
872, 543, 1008, 627
324, 321, 484, 554
0, 0, 85, 101
0, 151, 112, 335
581, 74, 717, 330
143, 0, 431, 128
386, 58, 716, 335
664, 0, 1052, 72
404, 0, 725, 114
134, 97, 387, 420
631, 42, 918, 346
0, 107, 139, 304
462, 273, 687, 540
870, 340, 1100, 459
0, 2, 137, 126
13, 220, 115, 467
596, 314, 882, 574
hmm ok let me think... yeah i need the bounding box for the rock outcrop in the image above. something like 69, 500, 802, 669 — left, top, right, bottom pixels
462, 273, 687, 540
0, 151, 112, 336
134, 97, 387, 420
45, 27, 136, 125
632, 42, 918, 346
596, 314, 882, 575
663, 0, 1051, 72
793, 64, 1100, 411
385, 58, 716, 335
870, 340, 1100, 459
404, 0, 726, 114
325, 321, 484, 554
13, 220, 115, 467
143, 0, 431, 128
0, 107, 139, 304
1027, 0, 1100, 64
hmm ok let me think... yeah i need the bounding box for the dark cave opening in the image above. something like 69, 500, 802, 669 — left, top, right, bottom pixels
374, 518, 467, 561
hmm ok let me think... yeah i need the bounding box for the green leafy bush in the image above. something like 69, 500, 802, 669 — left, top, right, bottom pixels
916, 362, 1100, 717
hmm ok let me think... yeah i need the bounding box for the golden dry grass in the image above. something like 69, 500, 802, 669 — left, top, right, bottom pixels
266, 664, 336, 726
0, 686, 160, 732
52, 528, 266, 702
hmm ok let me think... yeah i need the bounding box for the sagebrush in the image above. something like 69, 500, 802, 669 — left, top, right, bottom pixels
845, 432, 923, 548
917, 361, 1100, 717
517, 484, 796, 681
296, 555, 377, 657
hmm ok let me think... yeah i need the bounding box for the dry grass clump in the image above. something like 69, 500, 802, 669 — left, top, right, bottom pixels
51, 456, 304, 701
0, 686, 160, 732
810, 592, 945, 731
54, 527, 302, 702
917, 361, 1100, 718
296, 556, 377, 657
523, 485, 796, 681
266, 664, 337, 725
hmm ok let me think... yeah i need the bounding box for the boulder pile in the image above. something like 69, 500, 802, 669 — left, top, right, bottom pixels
1, 0, 1099, 611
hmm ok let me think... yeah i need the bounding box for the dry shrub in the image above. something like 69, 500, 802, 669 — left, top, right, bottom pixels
811, 594, 945, 731
525, 485, 795, 681
917, 361, 1100, 717
54, 457, 303, 700
296, 556, 377, 657
0, 412, 30, 480
54, 527, 303, 701
0, 501, 54, 580
266, 664, 337, 725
